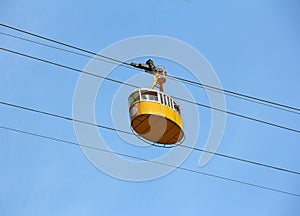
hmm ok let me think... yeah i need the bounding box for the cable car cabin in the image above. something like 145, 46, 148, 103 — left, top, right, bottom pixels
128, 88, 184, 146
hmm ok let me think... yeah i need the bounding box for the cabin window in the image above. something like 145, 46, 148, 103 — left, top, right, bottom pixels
140, 90, 158, 102
128, 91, 140, 106
174, 101, 181, 114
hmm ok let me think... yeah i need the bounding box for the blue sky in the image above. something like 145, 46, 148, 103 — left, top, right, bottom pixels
1, 0, 300, 215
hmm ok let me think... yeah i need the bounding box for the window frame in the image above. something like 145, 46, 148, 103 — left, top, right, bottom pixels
140, 89, 159, 102
128, 90, 141, 106
128, 89, 181, 115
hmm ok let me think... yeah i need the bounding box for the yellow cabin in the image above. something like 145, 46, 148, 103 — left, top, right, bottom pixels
128, 59, 184, 147
128, 88, 184, 146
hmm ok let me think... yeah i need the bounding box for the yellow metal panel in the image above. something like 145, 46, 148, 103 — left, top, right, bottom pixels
129, 101, 184, 144
132, 101, 183, 129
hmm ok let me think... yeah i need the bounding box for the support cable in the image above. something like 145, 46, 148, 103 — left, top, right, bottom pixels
1, 100, 299, 176
1, 124, 299, 198
1, 23, 299, 114
1, 47, 299, 134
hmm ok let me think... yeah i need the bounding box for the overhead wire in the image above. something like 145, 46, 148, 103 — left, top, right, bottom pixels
167, 74, 300, 114
166, 75, 300, 115
1, 100, 299, 176
0, 31, 135, 70
1, 23, 299, 114
2, 31, 299, 115
0, 23, 131, 67
1, 124, 299, 198
0, 24, 299, 197
172, 95, 300, 134
1, 46, 300, 134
